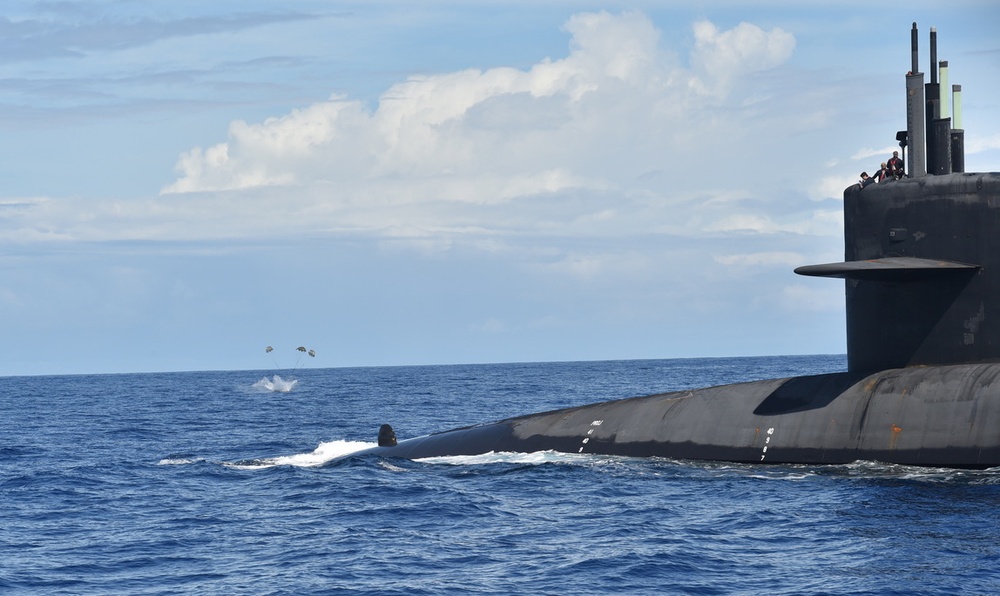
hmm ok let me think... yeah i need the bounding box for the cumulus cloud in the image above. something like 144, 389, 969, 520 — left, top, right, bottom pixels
11, 12, 828, 254
162, 12, 799, 217
689, 20, 795, 97
165, 11, 679, 195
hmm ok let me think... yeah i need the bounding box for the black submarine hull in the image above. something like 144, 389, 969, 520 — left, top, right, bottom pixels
357, 362, 1000, 468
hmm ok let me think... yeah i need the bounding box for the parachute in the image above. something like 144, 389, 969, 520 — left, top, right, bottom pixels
258, 344, 317, 392
263, 345, 317, 370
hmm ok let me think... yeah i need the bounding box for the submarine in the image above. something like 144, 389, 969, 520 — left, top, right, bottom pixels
354, 24, 1000, 469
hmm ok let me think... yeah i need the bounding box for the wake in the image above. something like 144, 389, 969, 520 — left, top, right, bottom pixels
416, 451, 601, 466
225, 440, 376, 469
224, 444, 602, 470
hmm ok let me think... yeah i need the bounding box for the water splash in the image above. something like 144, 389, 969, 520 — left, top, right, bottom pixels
252, 374, 298, 393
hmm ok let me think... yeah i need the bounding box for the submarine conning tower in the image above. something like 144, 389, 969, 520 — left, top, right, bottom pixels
796, 23, 1000, 373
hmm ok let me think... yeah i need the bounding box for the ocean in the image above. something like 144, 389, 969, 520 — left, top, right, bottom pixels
3, 355, 1000, 595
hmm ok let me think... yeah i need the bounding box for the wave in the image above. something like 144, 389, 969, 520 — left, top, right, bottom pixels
415, 453, 1000, 483
836, 460, 1000, 483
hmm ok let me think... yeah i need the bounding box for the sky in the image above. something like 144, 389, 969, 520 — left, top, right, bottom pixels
2, 1, 999, 376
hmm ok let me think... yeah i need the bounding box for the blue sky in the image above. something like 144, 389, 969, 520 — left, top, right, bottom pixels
2, 1, 999, 376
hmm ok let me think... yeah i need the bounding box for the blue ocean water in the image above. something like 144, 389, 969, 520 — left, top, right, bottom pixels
3, 355, 1000, 595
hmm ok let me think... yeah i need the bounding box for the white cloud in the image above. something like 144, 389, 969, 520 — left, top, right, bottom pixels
715, 252, 803, 267
851, 145, 898, 162
471, 318, 507, 334
6, 12, 836, 264
809, 175, 854, 202
779, 283, 843, 312
701, 208, 841, 237
689, 20, 795, 98
704, 214, 780, 234
159, 12, 800, 230
966, 133, 1000, 155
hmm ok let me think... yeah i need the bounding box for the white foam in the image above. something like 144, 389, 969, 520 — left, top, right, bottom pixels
416, 450, 596, 466
228, 440, 376, 470
252, 374, 298, 393
157, 457, 203, 466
